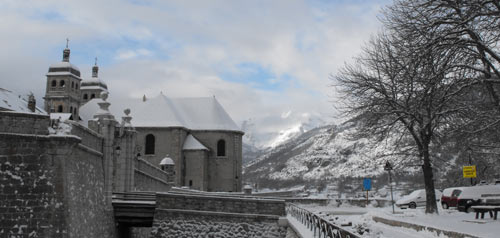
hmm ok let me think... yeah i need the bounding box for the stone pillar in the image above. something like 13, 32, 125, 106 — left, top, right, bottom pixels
114, 109, 137, 193
93, 92, 117, 204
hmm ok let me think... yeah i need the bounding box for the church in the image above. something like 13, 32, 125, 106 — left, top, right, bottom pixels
43, 44, 243, 192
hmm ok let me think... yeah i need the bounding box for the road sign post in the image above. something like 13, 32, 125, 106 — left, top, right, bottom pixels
363, 178, 372, 206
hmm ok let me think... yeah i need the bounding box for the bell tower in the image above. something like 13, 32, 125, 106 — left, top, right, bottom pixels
44, 39, 82, 119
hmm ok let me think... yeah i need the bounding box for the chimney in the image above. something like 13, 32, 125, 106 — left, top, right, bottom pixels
27, 93, 36, 112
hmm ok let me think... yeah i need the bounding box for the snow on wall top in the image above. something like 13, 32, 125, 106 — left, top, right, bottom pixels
79, 94, 242, 132
0, 88, 46, 114
183, 134, 209, 151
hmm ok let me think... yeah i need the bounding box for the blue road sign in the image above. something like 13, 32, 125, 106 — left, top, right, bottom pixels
363, 178, 372, 191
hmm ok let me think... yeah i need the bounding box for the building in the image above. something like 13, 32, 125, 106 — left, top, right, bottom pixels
47, 45, 243, 192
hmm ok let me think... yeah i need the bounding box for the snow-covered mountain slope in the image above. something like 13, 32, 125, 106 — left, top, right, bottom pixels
243, 121, 420, 189
241, 111, 326, 149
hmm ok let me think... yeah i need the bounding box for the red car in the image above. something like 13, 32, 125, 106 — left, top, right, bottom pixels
441, 187, 463, 209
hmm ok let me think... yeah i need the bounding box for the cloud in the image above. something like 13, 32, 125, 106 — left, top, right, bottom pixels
0, 0, 390, 136
115, 48, 152, 60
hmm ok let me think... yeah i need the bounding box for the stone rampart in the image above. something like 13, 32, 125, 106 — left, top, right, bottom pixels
134, 158, 172, 192
151, 209, 287, 238
0, 111, 49, 135
150, 193, 287, 237
67, 120, 103, 152
155, 193, 286, 216
0, 132, 115, 238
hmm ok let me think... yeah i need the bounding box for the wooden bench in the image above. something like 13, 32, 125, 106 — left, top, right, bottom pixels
471, 206, 500, 220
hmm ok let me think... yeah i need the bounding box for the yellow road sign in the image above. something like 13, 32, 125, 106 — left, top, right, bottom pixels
463, 166, 476, 178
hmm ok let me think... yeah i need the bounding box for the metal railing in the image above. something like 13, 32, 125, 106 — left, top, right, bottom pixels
286, 203, 360, 238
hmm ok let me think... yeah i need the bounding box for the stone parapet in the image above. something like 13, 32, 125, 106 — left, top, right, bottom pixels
66, 120, 103, 152
0, 111, 49, 135
155, 193, 286, 216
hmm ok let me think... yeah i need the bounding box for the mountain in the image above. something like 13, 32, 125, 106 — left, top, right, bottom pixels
242, 120, 421, 190
240, 111, 327, 163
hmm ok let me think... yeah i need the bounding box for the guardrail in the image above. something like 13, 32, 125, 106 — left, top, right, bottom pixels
286, 203, 360, 238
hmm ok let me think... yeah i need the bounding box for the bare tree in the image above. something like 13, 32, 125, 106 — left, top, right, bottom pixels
335, 29, 474, 213
384, 0, 500, 110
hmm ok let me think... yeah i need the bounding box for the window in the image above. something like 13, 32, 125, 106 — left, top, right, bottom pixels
189, 180, 193, 187
73, 107, 77, 115
51, 80, 57, 87
83, 94, 88, 100
60, 80, 65, 87
217, 139, 226, 156
71, 81, 74, 89
57, 105, 63, 112
70, 106, 73, 114
145, 134, 155, 155
75, 83, 78, 89
91, 94, 95, 99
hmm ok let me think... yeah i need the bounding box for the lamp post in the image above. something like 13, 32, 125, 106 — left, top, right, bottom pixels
466, 147, 473, 186
384, 161, 395, 214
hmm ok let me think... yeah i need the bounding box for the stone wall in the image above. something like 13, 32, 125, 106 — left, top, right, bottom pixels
155, 193, 285, 216
0, 111, 49, 135
0, 133, 115, 237
151, 193, 287, 238
134, 158, 172, 192
67, 120, 103, 152
191, 130, 243, 192
151, 210, 287, 238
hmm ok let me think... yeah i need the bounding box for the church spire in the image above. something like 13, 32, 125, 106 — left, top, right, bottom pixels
62, 38, 70, 62
92, 57, 99, 78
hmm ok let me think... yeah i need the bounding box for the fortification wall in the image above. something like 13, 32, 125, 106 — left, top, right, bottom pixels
134, 158, 172, 192
0, 111, 49, 135
0, 112, 115, 238
67, 120, 103, 152
150, 193, 287, 238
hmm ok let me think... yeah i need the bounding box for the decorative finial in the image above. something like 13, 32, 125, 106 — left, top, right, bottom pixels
101, 91, 109, 101
66, 38, 69, 48
92, 57, 99, 78
124, 108, 131, 116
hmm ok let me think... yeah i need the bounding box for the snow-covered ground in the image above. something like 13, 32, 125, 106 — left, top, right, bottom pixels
294, 203, 500, 238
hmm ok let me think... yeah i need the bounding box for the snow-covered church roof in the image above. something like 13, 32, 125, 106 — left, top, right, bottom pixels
183, 134, 209, 151
79, 94, 242, 133
0, 88, 46, 114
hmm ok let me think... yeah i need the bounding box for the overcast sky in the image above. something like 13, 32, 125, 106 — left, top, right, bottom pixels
0, 0, 389, 131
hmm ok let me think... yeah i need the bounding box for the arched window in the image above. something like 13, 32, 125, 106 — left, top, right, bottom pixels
145, 134, 155, 155
91, 94, 95, 99
83, 94, 88, 100
51, 80, 57, 87
70, 106, 73, 114
73, 107, 77, 115
59, 80, 65, 87
71, 81, 74, 89
75, 83, 78, 89
217, 139, 226, 156
189, 180, 193, 187
57, 105, 63, 112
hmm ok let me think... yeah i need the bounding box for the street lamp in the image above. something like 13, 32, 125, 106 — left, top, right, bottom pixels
384, 161, 395, 214
466, 147, 473, 186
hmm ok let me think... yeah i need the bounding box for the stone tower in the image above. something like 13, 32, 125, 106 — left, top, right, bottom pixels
44, 41, 82, 119
80, 58, 108, 104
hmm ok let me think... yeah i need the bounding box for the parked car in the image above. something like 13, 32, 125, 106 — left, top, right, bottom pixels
441, 187, 463, 209
457, 185, 500, 212
396, 189, 442, 209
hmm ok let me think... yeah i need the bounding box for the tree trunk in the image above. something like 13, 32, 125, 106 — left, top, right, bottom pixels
422, 142, 438, 214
